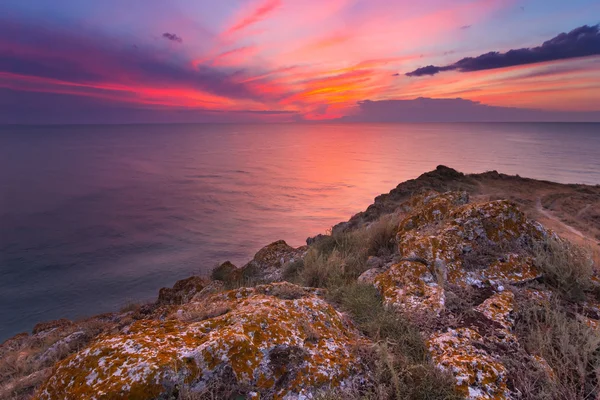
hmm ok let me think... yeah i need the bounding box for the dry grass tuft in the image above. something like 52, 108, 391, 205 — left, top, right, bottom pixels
320, 283, 461, 400
299, 212, 402, 291
514, 297, 600, 399
533, 235, 595, 302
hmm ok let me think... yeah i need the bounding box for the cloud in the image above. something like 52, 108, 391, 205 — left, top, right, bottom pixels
407, 24, 600, 77
460, 25, 471, 30
162, 32, 183, 43
0, 19, 290, 105
338, 98, 600, 122
225, 0, 282, 36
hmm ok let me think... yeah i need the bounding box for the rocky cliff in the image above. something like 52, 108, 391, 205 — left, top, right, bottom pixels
2, 167, 599, 400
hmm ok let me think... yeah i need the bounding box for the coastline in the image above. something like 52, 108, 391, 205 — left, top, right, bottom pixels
2, 166, 600, 399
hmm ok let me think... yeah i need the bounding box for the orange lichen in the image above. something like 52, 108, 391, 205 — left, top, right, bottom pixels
484, 254, 540, 285
396, 194, 548, 289
36, 282, 366, 399
369, 191, 556, 398
398, 191, 469, 232
374, 261, 445, 316
475, 291, 514, 330
428, 328, 509, 399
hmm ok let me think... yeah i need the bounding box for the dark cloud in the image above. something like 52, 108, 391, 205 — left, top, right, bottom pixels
460, 25, 471, 30
392, 73, 400, 76
0, 18, 285, 112
162, 32, 182, 43
407, 24, 600, 77
338, 98, 600, 122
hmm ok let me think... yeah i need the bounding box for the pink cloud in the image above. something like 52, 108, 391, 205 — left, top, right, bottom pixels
224, 0, 282, 36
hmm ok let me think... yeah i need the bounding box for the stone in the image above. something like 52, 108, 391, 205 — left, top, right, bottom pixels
32, 319, 74, 335
374, 261, 445, 316
210, 261, 239, 282
357, 268, 385, 285
157, 276, 208, 306
241, 240, 307, 282
36, 283, 367, 400
428, 328, 509, 399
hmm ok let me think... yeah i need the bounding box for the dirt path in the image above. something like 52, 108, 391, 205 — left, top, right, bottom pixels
535, 198, 587, 239
535, 198, 600, 267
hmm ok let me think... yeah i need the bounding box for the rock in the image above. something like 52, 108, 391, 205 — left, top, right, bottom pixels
364, 191, 560, 398
36, 283, 367, 400
32, 319, 73, 335
366, 255, 384, 269
397, 195, 547, 288
428, 328, 509, 399
210, 260, 239, 282
398, 190, 469, 232
306, 234, 329, 246
157, 276, 208, 305
374, 261, 445, 316
192, 279, 225, 301
240, 240, 307, 283
357, 268, 385, 285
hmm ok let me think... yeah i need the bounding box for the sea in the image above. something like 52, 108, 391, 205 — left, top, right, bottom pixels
1, 122, 599, 341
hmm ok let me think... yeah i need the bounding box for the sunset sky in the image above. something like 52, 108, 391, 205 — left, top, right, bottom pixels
1, 0, 600, 123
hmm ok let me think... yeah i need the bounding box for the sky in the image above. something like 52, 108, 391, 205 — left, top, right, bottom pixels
1, 0, 599, 123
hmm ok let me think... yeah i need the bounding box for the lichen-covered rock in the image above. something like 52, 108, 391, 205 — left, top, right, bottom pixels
157, 276, 208, 305
36, 282, 367, 400
366, 191, 560, 399
428, 328, 509, 399
1, 314, 124, 400
397, 195, 547, 289
475, 291, 514, 330
357, 267, 385, 285
484, 254, 540, 287
241, 240, 308, 282
398, 190, 469, 232
374, 261, 445, 316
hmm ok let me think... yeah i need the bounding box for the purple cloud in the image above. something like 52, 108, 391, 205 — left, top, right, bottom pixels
407, 24, 600, 77
338, 98, 600, 122
162, 33, 183, 43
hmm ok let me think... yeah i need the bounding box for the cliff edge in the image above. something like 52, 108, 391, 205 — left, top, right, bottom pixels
2, 167, 600, 400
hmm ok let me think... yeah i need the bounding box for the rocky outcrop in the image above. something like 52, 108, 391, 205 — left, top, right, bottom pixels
3, 169, 599, 400
219, 240, 308, 283
365, 191, 592, 399
36, 283, 366, 400
157, 276, 208, 305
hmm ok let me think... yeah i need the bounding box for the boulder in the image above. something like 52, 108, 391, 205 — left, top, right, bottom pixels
36, 283, 367, 400
241, 240, 307, 282
210, 260, 239, 282
366, 191, 560, 398
157, 276, 208, 305
374, 261, 445, 316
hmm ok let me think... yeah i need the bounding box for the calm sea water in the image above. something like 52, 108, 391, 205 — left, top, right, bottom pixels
1, 123, 599, 340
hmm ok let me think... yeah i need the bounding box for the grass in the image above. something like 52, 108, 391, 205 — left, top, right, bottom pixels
513, 298, 600, 400
321, 283, 461, 400
295, 212, 402, 290
533, 235, 595, 302
285, 210, 461, 399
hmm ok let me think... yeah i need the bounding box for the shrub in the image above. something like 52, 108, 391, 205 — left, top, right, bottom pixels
514, 298, 600, 399
282, 258, 304, 282
321, 283, 461, 400
533, 236, 594, 302
299, 212, 403, 291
